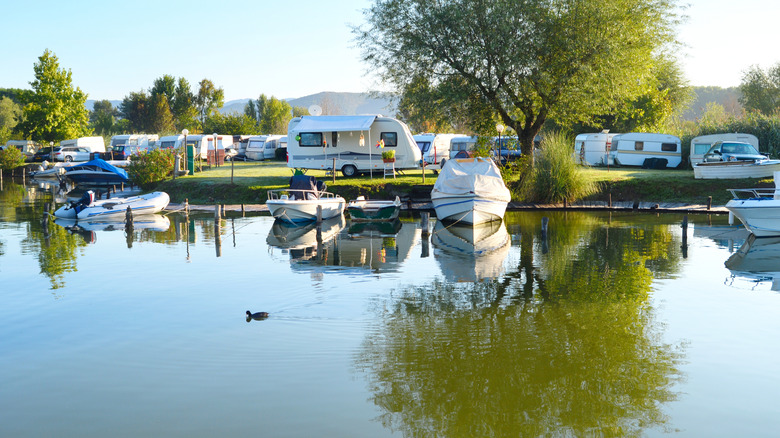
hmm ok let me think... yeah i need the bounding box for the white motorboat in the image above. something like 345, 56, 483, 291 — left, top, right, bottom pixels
724, 171, 780, 237
431, 157, 511, 224
54, 190, 170, 220
693, 159, 780, 179
266, 175, 345, 224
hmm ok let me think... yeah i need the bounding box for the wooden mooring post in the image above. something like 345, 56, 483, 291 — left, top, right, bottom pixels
420, 212, 430, 238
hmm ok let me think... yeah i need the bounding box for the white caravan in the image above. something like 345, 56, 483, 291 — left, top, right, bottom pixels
413, 133, 472, 168
185, 134, 234, 159
157, 135, 185, 150
689, 133, 760, 167
245, 135, 287, 161
109, 134, 158, 150
612, 133, 682, 168
287, 115, 422, 177
450, 136, 478, 158
574, 132, 620, 166
60, 136, 106, 153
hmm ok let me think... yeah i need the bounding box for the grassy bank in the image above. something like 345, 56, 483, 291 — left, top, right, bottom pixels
154, 161, 774, 206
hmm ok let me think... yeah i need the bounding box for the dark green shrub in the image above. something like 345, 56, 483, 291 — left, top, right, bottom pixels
126, 148, 175, 189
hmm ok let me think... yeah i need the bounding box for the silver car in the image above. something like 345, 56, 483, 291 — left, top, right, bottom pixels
703, 141, 767, 162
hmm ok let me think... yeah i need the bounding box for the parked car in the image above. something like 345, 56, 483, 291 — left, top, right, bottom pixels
32, 147, 57, 162
53, 146, 91, 162
112, 145, 150, 160
703, 141, 767, 163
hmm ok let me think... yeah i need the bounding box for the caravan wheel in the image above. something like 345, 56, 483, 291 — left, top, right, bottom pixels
341, 164, 358, 177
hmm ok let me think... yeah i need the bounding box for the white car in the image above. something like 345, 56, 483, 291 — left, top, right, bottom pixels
53, 146, 92, 162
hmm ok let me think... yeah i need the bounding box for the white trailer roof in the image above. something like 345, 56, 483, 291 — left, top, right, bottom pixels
292, 115, 377, 133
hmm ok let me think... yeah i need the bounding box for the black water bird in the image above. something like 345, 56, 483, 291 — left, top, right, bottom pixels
246, 310, 269, 321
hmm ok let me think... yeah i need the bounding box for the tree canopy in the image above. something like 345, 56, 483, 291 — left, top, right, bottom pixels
356, 0, 683, 155
16, 50, 90, 142
740, 63, 780, 115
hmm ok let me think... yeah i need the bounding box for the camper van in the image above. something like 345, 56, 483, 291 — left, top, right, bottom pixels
574, 132, 619, 166
612, 133, 681, 168
287, 115, 422, 177
689, 133, 759, 167
245, 135, 287, 161
413, 133, 472, 168
59, 136, 106, 153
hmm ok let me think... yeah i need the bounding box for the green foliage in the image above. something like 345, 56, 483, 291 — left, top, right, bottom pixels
204, 112, 260, 135
356, 0, 682, 156
196, 79, 224, 130
256, 94, 294, 134
149, 94, 176, 134
16, 50, 91, 142
126, 148, 175, 189
0, 97, 22, 131
514, 131, 598, 203
0, 146, 26, 170
381, 149, 395, 160
739, 63, 780, 115
89, 100, 119, 135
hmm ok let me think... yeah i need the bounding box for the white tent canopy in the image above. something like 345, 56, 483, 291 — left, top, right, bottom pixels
291, 115, 377, 133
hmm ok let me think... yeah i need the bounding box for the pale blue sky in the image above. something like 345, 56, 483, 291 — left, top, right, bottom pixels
1, 0, 778, 102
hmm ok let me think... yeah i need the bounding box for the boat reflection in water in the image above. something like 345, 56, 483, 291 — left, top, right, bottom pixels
431, 220, 510, 282
725, 235, 780, 290
267, 217, 421, 274
54, 215, 171, 244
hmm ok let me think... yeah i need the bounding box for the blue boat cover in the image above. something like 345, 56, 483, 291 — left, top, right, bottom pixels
67, 159, 129, 180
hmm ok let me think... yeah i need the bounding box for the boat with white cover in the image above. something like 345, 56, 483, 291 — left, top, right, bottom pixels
266, 175, 345, 223
725, 171, 780, 237
693, 159, 780, 179
54, 190, 170, 220
431, 157, 511, 225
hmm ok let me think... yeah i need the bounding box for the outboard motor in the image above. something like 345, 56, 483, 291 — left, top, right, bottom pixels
70, 190, 96, 214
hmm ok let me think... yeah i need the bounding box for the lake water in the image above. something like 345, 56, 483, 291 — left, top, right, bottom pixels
2, 179, 780, 437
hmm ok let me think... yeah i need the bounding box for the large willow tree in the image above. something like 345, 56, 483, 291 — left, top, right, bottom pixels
355, 0, 682, 156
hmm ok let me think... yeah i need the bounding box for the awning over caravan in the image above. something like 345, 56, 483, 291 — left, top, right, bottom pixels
291, 115, 377, 133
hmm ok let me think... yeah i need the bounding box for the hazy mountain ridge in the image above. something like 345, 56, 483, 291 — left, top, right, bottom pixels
86, 87, 740, 122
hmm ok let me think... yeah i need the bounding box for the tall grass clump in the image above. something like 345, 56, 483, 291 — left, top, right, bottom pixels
515, 131, 598, 203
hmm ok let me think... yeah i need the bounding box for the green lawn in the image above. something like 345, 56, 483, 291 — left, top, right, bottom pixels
155, 160, 774, 206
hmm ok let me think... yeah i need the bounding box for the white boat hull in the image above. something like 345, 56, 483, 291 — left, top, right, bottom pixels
54, 191, 170, 220
266, 198, 346, 223
726, 198, 780, 237
693, 160, 780, 179
431, 194, 508, 224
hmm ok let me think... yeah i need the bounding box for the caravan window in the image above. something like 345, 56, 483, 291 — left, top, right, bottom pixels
661, 143, 677, 152
634, 141, 644, 151
417, 141, 431, 153
159, 141, 176, 149
693, 143, 710, 154
299, 133, 323, 147
380, 132, 398, 147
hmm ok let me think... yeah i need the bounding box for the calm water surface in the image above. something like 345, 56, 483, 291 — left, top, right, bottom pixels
2, 180, 780, 437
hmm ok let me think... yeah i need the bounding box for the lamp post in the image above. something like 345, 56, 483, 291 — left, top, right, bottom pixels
601, 129, 610, 171
496, 124, 505, 164
182, 129, 189, 174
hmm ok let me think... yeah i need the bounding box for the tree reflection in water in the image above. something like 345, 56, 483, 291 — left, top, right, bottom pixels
357, 212, 686, 437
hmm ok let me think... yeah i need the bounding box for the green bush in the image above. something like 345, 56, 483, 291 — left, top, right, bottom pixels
514, 131, 598, 203
126, 149, 175, 189
0, 146, 26, 171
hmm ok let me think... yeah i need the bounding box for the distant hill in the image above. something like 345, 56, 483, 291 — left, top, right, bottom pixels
87, 88, 738, 122
220, 92, 396, 116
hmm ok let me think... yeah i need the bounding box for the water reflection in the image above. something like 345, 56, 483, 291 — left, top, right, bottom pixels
431, 221, 510, 282
725, 235, 780, 290
358, 211, 688, 436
